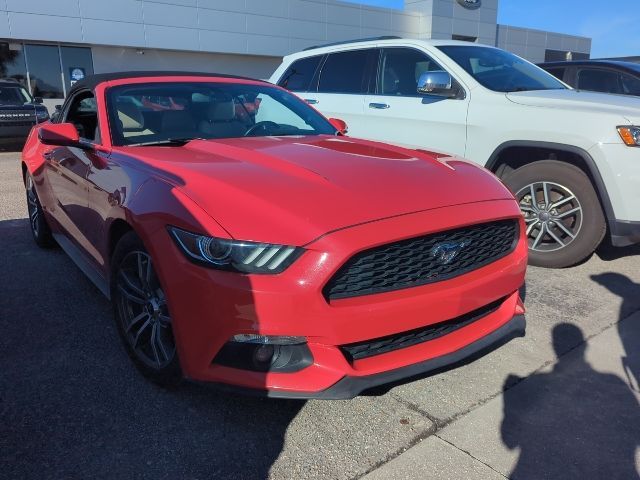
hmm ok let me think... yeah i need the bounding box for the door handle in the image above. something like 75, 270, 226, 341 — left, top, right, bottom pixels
369, 103, 390, 109
304, 99, 319, 105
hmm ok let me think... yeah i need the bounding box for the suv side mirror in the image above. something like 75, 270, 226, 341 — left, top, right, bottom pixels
417, 71, 456, 97
38, 122, 80, 147
329, 118, 348, 135
33, 96, 43, 104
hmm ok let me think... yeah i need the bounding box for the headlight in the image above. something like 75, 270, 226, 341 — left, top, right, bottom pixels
168, 226, 303, 274
36, 110, 49, 121
617, 126, 640, 146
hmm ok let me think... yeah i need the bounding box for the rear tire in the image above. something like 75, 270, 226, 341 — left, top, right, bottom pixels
111, 231, 182, 387
503, 160, 606, 268
25, 174, 54, 248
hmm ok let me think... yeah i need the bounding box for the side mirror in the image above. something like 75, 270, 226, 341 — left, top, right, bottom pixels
33, 96, 43, 104
329, 118, 348, 135
38, 122, 80, 147
417, 71, 456, 97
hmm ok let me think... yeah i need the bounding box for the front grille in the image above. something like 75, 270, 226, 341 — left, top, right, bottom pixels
340, 297, 505, 362
0, 120, 35, 126
324, 219, 518, 301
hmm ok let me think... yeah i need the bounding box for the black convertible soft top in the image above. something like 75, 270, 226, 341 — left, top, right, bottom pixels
69, 71, 264, 95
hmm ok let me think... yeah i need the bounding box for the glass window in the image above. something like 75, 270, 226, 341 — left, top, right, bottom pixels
278, 55, 323, 92
544, 68, 565, 81
24, 44, 64, 99
60, 46, 94, 91
65, 91, 99, 141
577, 69, 622, 94
438, 45, 567, 92
107, 82, 337, 146
318, 49, 374, 94
378, 48, 444, 96
0, 84, 32, 105
621, 73, 640, 96
0, 43, 29, 88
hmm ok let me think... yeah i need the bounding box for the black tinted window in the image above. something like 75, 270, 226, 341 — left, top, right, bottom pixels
379, 48, 443, 96
621, 73, 640, 96
318, 49, 373, 94
544, 68, 565, 81
278, 55, 323, 92
577, 69, 622, 94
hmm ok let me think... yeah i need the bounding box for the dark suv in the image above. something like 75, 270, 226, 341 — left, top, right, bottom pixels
0, 79, 49, 146
539, 60, 640, 97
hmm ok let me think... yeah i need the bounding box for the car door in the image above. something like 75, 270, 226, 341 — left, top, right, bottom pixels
45, 90, 108, 264
301, 48, 377, 138
362, 47, 469, 156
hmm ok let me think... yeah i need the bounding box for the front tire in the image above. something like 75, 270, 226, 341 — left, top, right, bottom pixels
25, 174, 54, 248
111, 231, 182, 387
503, 160, 606, 268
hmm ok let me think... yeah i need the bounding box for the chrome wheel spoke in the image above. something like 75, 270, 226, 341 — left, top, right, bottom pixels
526, 219, 540, 236
546, 226, 565, 247
554, 220, 576, 239
531, 223, 546, 250
542, 182, 550, 206
118, 270, 146, 298
550, 194, 575, 210
557, 206, 581, 219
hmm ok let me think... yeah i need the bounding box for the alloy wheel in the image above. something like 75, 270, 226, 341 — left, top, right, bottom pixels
115, 251, 176, 369
516, 181, 583, 253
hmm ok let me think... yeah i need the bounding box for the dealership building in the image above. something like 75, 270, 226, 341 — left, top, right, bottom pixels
0, 0, 591, 110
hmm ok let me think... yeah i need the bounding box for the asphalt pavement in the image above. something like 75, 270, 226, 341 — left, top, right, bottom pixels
1, 151, 639, 479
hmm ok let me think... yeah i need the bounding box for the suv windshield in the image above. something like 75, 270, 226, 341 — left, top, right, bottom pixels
107, 82, 337, 146
0, 85, 33, 105
438, 45, 567, 93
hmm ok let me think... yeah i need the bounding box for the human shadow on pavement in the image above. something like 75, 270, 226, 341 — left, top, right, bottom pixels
501, 323, 640, 480
0, 217, 304, 480
591, 272, 640, 391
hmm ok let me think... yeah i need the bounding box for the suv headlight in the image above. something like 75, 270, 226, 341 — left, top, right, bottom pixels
168, 226, 303, 274
617, 126, 640, 147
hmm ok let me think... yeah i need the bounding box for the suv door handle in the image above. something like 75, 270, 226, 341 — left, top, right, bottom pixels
304, 98, 319, 105
369, 102, 390, 109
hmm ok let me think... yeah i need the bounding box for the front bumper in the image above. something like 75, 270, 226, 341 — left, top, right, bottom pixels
0, 124, 34, 143
147, 199, 528, 397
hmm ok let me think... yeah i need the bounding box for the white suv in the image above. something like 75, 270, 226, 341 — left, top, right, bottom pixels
269, 38, 640, 268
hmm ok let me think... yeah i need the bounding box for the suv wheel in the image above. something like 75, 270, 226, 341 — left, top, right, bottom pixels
25, 174, 54, 248
111, 231, 182, 386
503, 160, 606, 268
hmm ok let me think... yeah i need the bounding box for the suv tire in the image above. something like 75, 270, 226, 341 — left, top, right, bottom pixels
503, 160, 606, 268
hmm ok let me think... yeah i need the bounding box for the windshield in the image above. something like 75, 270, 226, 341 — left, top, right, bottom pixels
107, 82, 337, 146
0, 85, 33, 105
437, 45, 567, 93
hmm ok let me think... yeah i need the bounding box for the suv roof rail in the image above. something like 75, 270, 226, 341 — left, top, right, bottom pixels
302, 36, 402, 52
0, 77, 20, 83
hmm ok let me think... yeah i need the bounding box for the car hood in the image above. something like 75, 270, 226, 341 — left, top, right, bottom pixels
119, 136, 515, 245
506, 89, 640, 122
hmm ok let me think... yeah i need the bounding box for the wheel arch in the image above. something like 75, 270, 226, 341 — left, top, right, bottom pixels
485, 141, 616, 235
107, 218, 135, 267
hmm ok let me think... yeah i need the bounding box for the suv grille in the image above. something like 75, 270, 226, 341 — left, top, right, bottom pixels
324, 220, 518, 300
340, 297, 505, 362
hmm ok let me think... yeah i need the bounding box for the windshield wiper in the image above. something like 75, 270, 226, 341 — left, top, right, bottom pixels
127, 137, 203, 147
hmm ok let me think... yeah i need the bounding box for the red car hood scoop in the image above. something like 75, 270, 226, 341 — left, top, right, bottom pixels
128, 136, 513, 245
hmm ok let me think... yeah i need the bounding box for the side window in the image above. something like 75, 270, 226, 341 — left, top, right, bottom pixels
545, 68, 565, 81
278, 55, 323, 92
577, 69, 622, 94
621, 73, 640, 96
65, 92, 99, 142
318, 49, 375, 94
378, 48, 444, 96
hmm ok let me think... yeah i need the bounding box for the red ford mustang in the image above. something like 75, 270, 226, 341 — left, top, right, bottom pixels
22, 72, 527, 399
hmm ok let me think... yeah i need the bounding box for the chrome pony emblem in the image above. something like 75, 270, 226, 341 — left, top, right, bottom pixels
456, 0, 481, 9
431, 240, 471, 265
